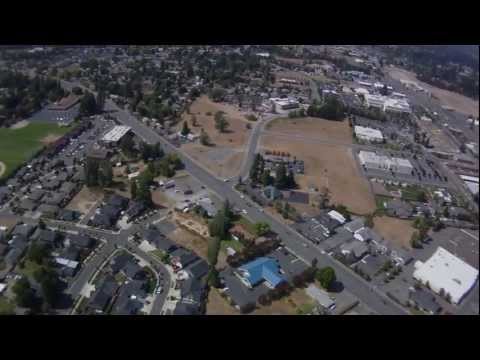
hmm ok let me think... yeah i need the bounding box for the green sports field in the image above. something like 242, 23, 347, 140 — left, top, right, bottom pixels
0, 122, 71, 179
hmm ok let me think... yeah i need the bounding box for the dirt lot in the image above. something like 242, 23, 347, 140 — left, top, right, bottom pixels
40, 133, 64, 145
206, 289, 240, 315
388, 67, 479, 117
252, 288, 312, 315
167, 219, 228, 268
265, 117, 353, 144
9, 120, 30, 129
66, 186, 104, 214
260, 135, 375, 215
179, 95, 252, 178
416, 119, 458, 153
373, 215, 415, 249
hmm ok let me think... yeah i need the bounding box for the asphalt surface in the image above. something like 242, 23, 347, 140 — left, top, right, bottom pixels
102, 97, 408, 315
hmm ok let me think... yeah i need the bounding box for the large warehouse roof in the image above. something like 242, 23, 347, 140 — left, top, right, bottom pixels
413, 247, 479, 304
102, 125, 131, 143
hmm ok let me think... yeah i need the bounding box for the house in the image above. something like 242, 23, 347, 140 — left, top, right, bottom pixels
340, 240, 370, 261
355, 253, 391, 279
121, 260, 143, 280
59, 182, 77, 197
185, 259, 209, 280
263, 185, 282, 201
110, 253, 135, 274
125, 201, 146, 222
43, 179, 61, 191
11, 223, 36, 238
0, 186, 10, 204
170, 248, 199, 270
144, 228, 177, 253
31, 229, 59, 246
43, 192, 65, 206
27, 189, 46, 202
327, 210, 346, 224
89, 275, 118, 314
236, 257, 286, 289
17, 198, 37, 212
59, 246, 81, 261
105, 194, 129, 209
314, 214, 341, 237
409, 288, 442, 315
57, 209, 80, 222
36, 204, 60, 218
385, 199, 414, 219
172, 302, 201, 315
65, 234, 94, 249
5, 248, 25, 268
354, 227, 382, 243
344, 218, 365, 233
306, 284, 336, 310
91, 213, 113, 228
282, 190, 309, 204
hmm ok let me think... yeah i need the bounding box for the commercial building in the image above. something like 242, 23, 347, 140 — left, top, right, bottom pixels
413, 247, 479, 305
101, 125, 132, 144
354, 126, 384, 143
364, 94, 411, 114
236, 257, 285, 289
364, 94, 385, 109
358, 151, 413, 175
269, 98, 299, 111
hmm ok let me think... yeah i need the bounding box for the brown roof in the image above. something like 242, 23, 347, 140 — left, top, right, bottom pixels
48, 94, 80, 110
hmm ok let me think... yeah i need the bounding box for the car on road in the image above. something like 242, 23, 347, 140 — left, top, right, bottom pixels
240, 195, 245, 199
223, 178, 229, 182
155, 286, 163, 294
241, 209, 248, 215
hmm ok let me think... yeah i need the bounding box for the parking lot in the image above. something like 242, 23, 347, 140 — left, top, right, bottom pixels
356, 149, 450, 187
27, 103, 81, 126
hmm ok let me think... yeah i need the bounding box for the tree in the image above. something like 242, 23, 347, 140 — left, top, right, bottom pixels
191, 114, 198, 127
258, 293, 272, 306
96, 89, 106, 113
207, 267, 220, 288
27, 242, 49, 265
12, 277, 37, 309
207, 237, 221, 266
98, 160, 113, 187
199, 128, 211, 146
79, 91, 97, 117
261, 170, 273, 187
275, 163, 288, 189
214, 111, 229, 133
254, 222, 271, 237
119, 135, 135, 156
316, 267, 336, 290
181, 120, 191, 136
410, 231, 422, 249
130, 180, 138, 200
286, 169, 296, 189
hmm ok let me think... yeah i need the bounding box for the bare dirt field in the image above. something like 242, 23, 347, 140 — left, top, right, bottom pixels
252, 288, 312, 315
206, 289, 240, 315
373, 215, 415, 249
265, 117, 353, 144
66, 186, 103, 214
260, 135, 375, 215
0, 162, 5, 178
416, 119, 458, 153
388, 67, 479, 117
9, 120, 30, 129
179, 95, 252, 178
167, 221, 228, 268
40, 134, 63, 145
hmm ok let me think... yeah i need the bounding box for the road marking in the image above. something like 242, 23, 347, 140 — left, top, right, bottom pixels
461, 229, 479, 241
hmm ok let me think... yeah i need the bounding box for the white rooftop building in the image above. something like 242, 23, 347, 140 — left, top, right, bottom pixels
101, 125, 132, 143
365, 94, 386, 109
384, 98, 411, 114
358, 151, 413, 175
354, 126, 384, 143
354, 88, 370, 96
413, 247, 479, 304
327, 210, 346, 224
269, 98, 299, 112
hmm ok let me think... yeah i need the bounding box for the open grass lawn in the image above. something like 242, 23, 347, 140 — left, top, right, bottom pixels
234, 216, 256, 234
220, 238, 245, 253
0, 297, 15, 315
0, 122, 71, 179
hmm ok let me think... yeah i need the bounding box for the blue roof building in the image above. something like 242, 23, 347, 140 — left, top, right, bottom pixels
237, 257, 285, 289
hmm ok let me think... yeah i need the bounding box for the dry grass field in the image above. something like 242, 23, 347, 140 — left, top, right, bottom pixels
261, 125, 375, 214
66, 186, 103, 214
388, 66, 479, 117
178, 95, 252, 178
373, 215, 415, 249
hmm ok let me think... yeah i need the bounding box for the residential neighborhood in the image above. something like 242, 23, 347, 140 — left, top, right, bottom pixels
0, 44, 478, 316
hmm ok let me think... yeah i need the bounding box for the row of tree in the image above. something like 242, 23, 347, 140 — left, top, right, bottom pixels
249, 154, 296, 190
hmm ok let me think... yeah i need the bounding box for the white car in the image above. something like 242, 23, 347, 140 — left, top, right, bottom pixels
240, 195, 245, 199
155, 286, 163, 294
241, 209, 248, 215
223, 178, 229, 182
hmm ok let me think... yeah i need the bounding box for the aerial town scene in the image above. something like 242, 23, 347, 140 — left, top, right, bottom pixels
0, 45, 478, 316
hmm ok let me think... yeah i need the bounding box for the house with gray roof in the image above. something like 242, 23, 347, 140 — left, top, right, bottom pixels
37, 204, 60, 218
185, 259, 209, 280
11, 223, 36, 238
340, 240, 370, 262
17, 198, 38, 212
385, 199, 414, 219
344, 217, 365, 233
409, 288, 442, 315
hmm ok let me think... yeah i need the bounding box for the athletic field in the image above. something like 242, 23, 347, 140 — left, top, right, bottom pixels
0, 122, 71, 179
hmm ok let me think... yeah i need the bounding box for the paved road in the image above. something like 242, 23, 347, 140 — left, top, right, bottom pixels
103, 98, 408, 315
